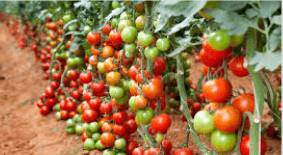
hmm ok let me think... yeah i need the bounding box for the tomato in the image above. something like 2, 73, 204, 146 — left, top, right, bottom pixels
144, 47, 159, 60
121, 26, 137, 43
174, 148, 193, 155
89, 98, 101, 110
202, 39, 232, 60
229, 56, 249, 77
70, 90, 82, 100
124, 43, 136, 54
37, 100, 44, 108
240, 135, 267, 155
211, 130, 237, 153
134, 95, 148, 109
84, 138, 96, 151
118, 19, 133, 31
109, 30, 123, 44
125, 119, 137, 134
101, 122, 113, 132
99, 102, 113, 115
82, 109, 98, 123
193, 110, 215, 134
137, 31, 153, 46
46, 98, 57, 107
192, 102, 201, 113
114, 138, 127, 150
200, 49, 223, 67
50, 81, 60, 90
80, 72, 92, 84
129, 65, 140, 81
156, 38, 170, 52
126, 141, 139, 155
102, 24, 114, 34
113, 111, 127, 124
203, 65, 224, 77
40, 106, 50, 115
230, 34, 245, 47
144, 148, 160, 155
232, 93, 254, 114
100, 132, 115, 147
152, 57, 166, 74
213, 106, 242, 133
151, 114, 171, 134
208, 30, 231, 51
45, 86, 54, 98
102, 46, 114, 59
109, 86, 124, 99
136, 107, 154, 124
92, 81, 105, 95
106, 71, 121, 86
113, 124, 126, 136
135, 15, 145, 30
87, 31, 101, 46
97, 62, 106, 73
104, 58, 118, 72
203, 102, 222, 111
60, 110, 69, 120
89, 122, 100, 133
202, 78, 232, 102
142, 79, 163, 99
132, 147, 144, 155
149, 98, 166, 111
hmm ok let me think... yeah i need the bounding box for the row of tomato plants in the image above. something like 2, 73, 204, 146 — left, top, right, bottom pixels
0, 1, 281, 155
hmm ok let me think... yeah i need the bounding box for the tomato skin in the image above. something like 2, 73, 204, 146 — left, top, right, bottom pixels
129, 65, 140, 81
134, 95, 148, 109
102, 24, 114, 34
125, 119, 138, 134
232, 93, 254, 114
192, 102, 201, 113
80, 72, 92, 84
174, 148, 193, 155
202, 78, 232, 102
211, 130, 237, 153
109, 30, 123, 44
100, 132, 115, 147
162, 139, 172, 153
60, 110, 69, 120
136, 107, 154, 125
45, 86, 54, 98
113, 111, 127, 124
92, 81, 105, 95
132, 147, 144, 155
229, 56, 249, 77
240, 135, 267, 155
82, 109, 98, 123
151, 114, 171, 134
208, 30, 231, 51
99, 102, 113, 115
88, 98, 101, 110
126, 141, 139, 155
106, 71, 121, 86
113, 124, 126, 136
203, 39, 232, 60
40, 106, 50, 115
152, 57, 166, 75
200, 49, 223, 67
87, 31, 101, 46
194, 110, 215, 134
121, 26, 138, 43
142, 79, 163, 100
70, 90, 82, 100
213, 106, 242, 133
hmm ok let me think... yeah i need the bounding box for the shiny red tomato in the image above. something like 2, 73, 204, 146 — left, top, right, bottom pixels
151, 114, 171, 134
202, 78, 232, 102
240, 135, 267, 155
229, 56, 249, 77
152, 57, 166, 75
82, 109, 98, 123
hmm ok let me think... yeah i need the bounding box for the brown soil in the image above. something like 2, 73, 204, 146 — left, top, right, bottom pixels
0, 22, 281, 155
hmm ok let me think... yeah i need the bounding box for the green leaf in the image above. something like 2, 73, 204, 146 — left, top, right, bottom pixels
245, 8, 259, 18
65, 31, 86, 37
259, 1, 281, 18
268, 27, 281, 52
218, 1, 247, 11
272, 15, 281, 25
105, 6, 125, 22
74, 1, 92, 10
70, 37, 85, 52
203, 9, 254, 35
154, 13, 169, 33
167, 46, 185, 57
156, 0, 207, 17
63, 19, 79, 30
249, 51, 282, 72
82, 41, 92, 50
167, 17, 192, 35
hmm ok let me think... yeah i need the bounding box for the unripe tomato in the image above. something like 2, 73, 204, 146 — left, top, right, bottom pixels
194, 110, 215, 134
208, 30, 231, 51
211, 130, 237, 153
156, 38, 170, 51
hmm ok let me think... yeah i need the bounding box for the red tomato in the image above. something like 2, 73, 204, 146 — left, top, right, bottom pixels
81, 131, 89, 142
152, 57, 166, 75
151, 114, 171, 134
240, 135, 267, 155
174, 148, 193, 155
99, 102, 113, 115
82, 109, 98, 123
109, 30, 123, 44
40, 106, 50, 115
202, 39, 232, 60
162, 139, 172, 153
200, 49, 223, 67
129, 65, 140, 81
68, 69, 79, 80
60, 110, 69, 120
229, 56, 249, 77
113, 111, 127, 124
52, 73, 61, 81
100, 132, 115, 147
142, 79, 163, 99
232, 93, 255, 114
66, 100, 77, 111
126, 141, 139, 155
203, 65, 224, 77
46, 98, 57, 107
87, 31, 101, 46
89, 98, 101, 110
202, 78, 232, 102
92, 81, 106, 95
79, 72, 92, 84
70, 90, 82, 100
132, 147, 144, 155
113, 124, 126, 136
102, 24, 114, 34
125, 119, 138, 134
192, 102, 201, 113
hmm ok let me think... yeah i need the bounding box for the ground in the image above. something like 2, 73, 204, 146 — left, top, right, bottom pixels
0, 22, 281, 155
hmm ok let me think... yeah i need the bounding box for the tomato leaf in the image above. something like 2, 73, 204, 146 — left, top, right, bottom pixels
154, 13, 169, 33
167, 46, 185, 58
268, 27, 281, 52
272, 15, 281, 25
63, 19, 79, 30
249, 51, 282, 72
74, 1, 92, 10
203, 9, 254, 35
167, 17, 204, 35
245, 8, 259, 19
259, 1, 281, 18
70, 37, 85, 52
218, 1, 247, 11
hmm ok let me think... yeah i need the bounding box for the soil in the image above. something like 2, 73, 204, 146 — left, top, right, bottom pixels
0, 22, 281, 155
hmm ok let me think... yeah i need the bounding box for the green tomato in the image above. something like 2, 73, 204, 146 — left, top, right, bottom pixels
84, 138, 96, 151
136, 107, 154, 124
103, 149, 115, 155
181, 52, 189, 60
116, 153, 126, 155
77, 106, 82, 114
194, 110, 215, 134
121, 26, 138, 43
86, 130, 93, 137
135, 15, 145, 30
92, 133, 101, 142
55, 112, 61, 120
211, 130, 237, 153
89, 122, 100, 133
155, 133, 164, 143
144, 47, 159, 60
137, 31, 153, 46
73, 114, 82, 122
115, 94, 129, 105
97, 62, 105, 73
124, 43, 136, 53
66, 57, 76, 67
95, 140, 106, 150
112, 1, 120, 9
208, 30, 231, 51
129, 96, 138, 112
46, 37, 51, 43
68, 24, 78, 31
84, 25, 92, 34
111, 18, 120, 28
167, 98, 179, 107
75, 125, 83, 135
63, 14, 72, 23
120, 12, 132, 20
230, 34, 245, 47
73, 57, 84, 66
114, 138, 127, 150
156, 38, 171, 51
109, 86, 125, 99
183, 59, 191, 69
65, 127, 75, 134
82, 123, 89, 131
118, 19, 133, 31
54, 103, 60, 111
66, 119, 75, 127
121, 79, 132, 91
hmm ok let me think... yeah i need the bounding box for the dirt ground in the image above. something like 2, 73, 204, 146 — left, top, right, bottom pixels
0, 22, 281, 155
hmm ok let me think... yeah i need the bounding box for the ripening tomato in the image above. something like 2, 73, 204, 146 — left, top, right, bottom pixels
213, 106, 242, 133
136, 70, 150, 84
232, 93, 255, 114
203, 102, 222, 111
101, 122, 113, 133
87, 31, 101, 46
100, 132, 115, 147
151, 114, 171, 134
82, 109, 98, 123
202, 39, 232, 60
102, 46, 114, 58
240, 135, 267, 155
229, 56, 249, 77
142, 79, 163, 99
109, 30, 123, 44
134, 95, 148, 109
129, 65, 140, 81
104, 58, 118, 72
202, 78, 232, 102
106, 71, 121, 86
152, 57, 166, 74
